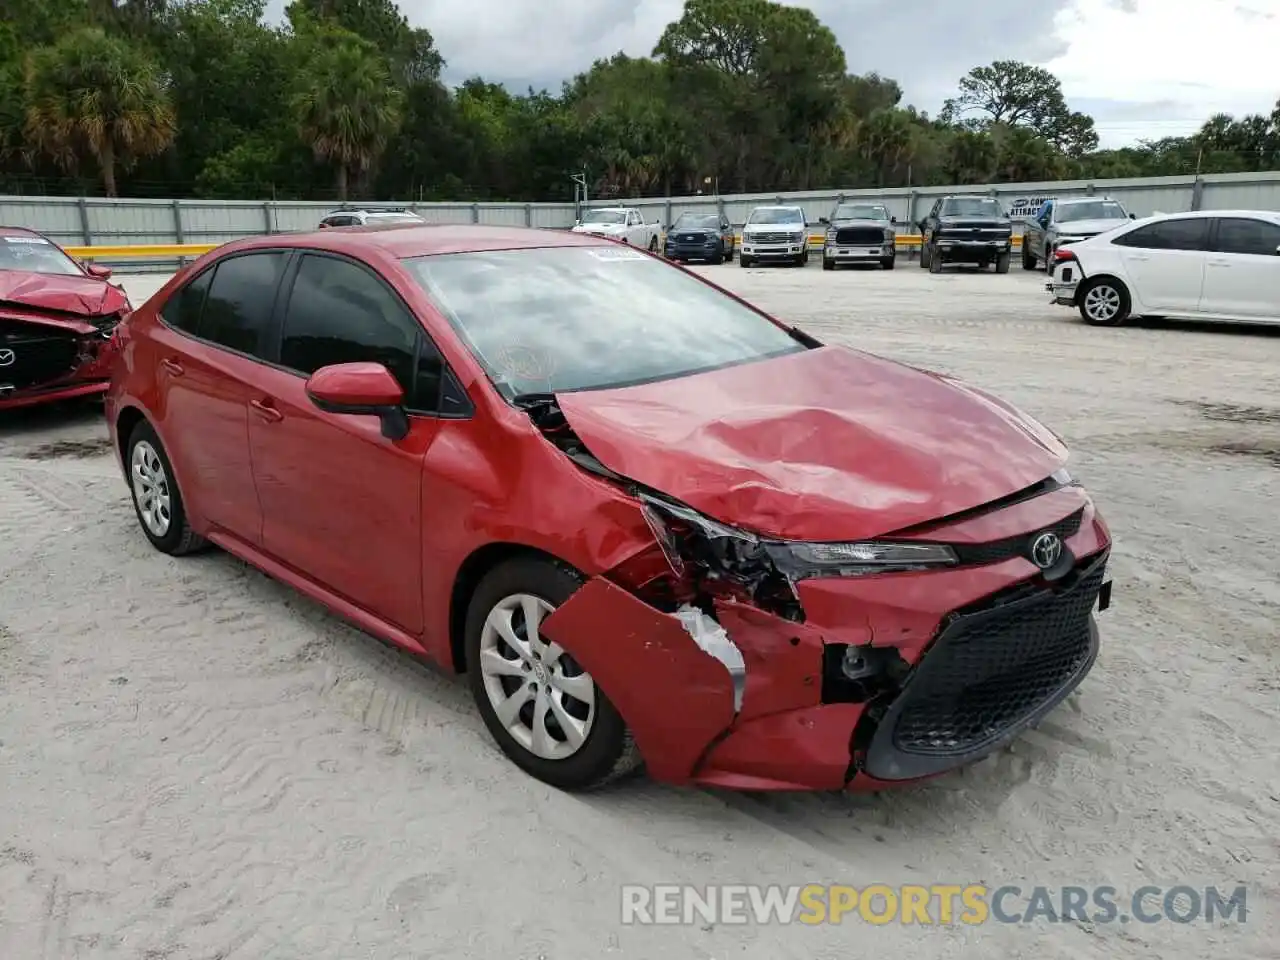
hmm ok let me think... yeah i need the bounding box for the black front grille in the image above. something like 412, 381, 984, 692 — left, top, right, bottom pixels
863, 553, 1106, 780
0, 327, 81, 390
952, 508, 1084, 566
835, 227, 885, 245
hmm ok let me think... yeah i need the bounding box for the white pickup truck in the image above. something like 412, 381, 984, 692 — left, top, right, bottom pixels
570, 207, 661, 251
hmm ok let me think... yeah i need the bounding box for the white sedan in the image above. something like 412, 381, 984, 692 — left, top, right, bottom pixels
1046, 209, 1280, 326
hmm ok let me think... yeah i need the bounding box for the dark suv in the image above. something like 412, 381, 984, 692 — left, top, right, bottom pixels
918, 196, 1014, 274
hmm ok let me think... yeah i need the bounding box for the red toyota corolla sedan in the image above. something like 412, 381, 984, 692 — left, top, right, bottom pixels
105, 223, 1114, 792
0, 227, 129, 410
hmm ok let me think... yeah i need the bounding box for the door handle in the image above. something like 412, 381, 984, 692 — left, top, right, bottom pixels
160, 358, 184, 376
1128, 254, 1150, 262
1207, 259, 1230, 267
250, 399, 283, 423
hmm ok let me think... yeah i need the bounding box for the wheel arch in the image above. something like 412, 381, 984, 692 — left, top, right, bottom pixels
114, 404, 149, 471
448, 542, 586, 674
1075, 271, 1130, 305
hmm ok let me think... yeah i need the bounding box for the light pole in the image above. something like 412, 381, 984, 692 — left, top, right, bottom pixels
571, 172, 589, 223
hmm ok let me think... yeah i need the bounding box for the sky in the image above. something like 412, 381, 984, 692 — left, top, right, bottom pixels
268, 0, 1280, 149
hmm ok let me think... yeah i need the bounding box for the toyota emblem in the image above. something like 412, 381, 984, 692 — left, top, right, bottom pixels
1030, 531, 1064, 570
0, 348, 15, 367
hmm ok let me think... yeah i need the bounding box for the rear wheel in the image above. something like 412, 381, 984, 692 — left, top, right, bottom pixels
1078, 277, 1131, 326
465, 557, 640, 791
126, 419, 208, 556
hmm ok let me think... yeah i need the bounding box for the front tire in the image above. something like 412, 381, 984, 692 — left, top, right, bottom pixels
647, 236, 658, 253
1078, 277, 1131, 326
881, 253, 895, 270
928, 245, 943, 273
823, 257, 835, 271
995, 251, 1011, 274
739, 255, 751, 268
126, 419, 208, 556
465, 557, 640, 792
919, 242, 931, 269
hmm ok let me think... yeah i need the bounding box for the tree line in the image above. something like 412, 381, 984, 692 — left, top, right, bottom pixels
1, 0, 1278, 203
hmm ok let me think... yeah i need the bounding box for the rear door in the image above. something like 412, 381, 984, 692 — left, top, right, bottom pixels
151, 250, 290, 544
1201, 216, 1280, 319
242, 251, 446, 633
1109, 217, 1210, 313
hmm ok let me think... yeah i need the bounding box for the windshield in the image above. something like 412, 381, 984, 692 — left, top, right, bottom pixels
0, 235, 83, 276
404, 246, 805, 397
941, 197, 1005, 218
748, 208, 804, 225
1056, 200, 1127, 223
582, 210, 626, 225
673, 214, 720, 229
833, 204, 889, 221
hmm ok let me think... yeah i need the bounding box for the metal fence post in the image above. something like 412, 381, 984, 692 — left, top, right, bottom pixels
1191, 178, 1204, 211
77, 197, 92, 245
525, 203, 532, 227
471, 203, 480, 224
172, 200, 185, 245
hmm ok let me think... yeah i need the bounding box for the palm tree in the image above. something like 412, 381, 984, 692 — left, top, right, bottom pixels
291, 27, 404, 200
23, 27, 176, 197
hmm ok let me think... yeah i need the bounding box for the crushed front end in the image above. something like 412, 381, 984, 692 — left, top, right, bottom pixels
525, 395, 1114, 792
0, 305, 125, 410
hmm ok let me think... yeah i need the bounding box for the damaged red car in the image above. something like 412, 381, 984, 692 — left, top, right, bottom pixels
0, 227, 128, 411
105, 223, 1113, 792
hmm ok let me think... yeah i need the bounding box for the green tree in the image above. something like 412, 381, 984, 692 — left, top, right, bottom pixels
22, 26, 176, 196
290, 21, 404, 200
941, 60, 1099, 156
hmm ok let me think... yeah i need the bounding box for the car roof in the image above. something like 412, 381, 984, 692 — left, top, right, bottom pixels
1138, 208, 1280, 223
583, 206, 632, 212
219, 223, 616, 259
0, 225, 51, 240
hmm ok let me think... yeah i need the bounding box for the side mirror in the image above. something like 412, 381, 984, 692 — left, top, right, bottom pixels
306, 362, 408, 441
1129, 213, 1137, 219
85, 262, 112, 279
890, 216, 898, 224
818, 217, 829, 225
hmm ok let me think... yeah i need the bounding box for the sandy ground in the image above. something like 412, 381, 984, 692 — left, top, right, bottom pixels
1, 261, 1277, 959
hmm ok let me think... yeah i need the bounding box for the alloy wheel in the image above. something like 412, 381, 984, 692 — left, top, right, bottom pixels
478, 593, 596, 761
1083, 283, 1122, 323
130, 440, 172, 538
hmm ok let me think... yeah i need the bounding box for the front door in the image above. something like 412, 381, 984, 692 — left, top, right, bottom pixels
1201, 216, 1280, 319
245, 252, 442, 634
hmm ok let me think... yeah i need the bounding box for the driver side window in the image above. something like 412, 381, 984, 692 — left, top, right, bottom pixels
279, 253, 443, 413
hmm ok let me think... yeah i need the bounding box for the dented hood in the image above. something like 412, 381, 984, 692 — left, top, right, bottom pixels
0, 269, 129, 318
555, 345, 1068, 542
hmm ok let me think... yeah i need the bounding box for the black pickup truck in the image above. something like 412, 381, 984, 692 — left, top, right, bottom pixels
917, 195, 1014, 273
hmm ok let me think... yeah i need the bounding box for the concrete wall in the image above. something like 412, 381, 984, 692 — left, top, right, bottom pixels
3, 170, 1278, 272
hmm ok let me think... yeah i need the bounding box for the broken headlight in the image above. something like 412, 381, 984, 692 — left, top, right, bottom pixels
640, 492, 958, 584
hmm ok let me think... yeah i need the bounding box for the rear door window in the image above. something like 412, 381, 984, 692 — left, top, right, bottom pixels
199, 252, 288, 358
159, 266, 213, 334
1112, 218, 1210, 251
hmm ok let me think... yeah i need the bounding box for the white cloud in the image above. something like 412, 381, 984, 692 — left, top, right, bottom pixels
1047, 0, 1279, 144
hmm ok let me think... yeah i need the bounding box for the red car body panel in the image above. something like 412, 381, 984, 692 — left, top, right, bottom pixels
105, 223, 1113, 793
554, 345, 1068, 541
0, 228, 130, 410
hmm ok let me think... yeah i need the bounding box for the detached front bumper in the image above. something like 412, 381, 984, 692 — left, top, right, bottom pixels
541, 487, 1114, 791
